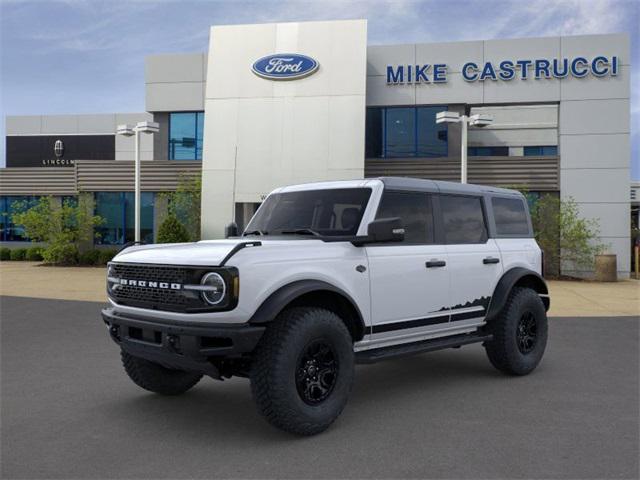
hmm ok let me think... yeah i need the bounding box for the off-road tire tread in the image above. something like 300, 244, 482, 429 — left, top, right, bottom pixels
250, 307, 354, 436
121, 350, 202, 395
485, 286, 547, 375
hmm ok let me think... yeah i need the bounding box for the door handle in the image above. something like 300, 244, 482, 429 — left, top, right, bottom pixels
483, 257, 500, 264
426, 260, 446, 268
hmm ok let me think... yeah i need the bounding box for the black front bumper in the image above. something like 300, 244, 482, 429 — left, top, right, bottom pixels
102, 307, 265, 378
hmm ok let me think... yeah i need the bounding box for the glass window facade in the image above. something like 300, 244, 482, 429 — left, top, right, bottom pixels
168, 112, 204, 160
0, 196, 40, 242
524, 146, 558, 156
366, 107, 448, 158
468, 146, 510, 156
94, 192, 154, 245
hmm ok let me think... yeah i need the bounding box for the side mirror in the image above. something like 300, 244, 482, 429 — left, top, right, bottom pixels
353, 217, 405, 245
225, 222, 239, 238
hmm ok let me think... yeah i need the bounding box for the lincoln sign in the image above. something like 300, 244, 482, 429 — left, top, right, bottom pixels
386, 55, 620, 84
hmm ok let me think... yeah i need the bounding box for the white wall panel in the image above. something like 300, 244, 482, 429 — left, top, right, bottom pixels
202, 20, 367, 239
41, 115, 79, 134
415, 40, 483, 73
560, 99, 629, 135
146, 82, 205, 112
468, 128, 557, 147
366, 75, 415, 106
483, 36, 561, 64
560, 134, 629, 169
146, 53, 206, 83
367, 44, 415, 77
414, 73, 483, 105
6, 116, 42, 134
575, 203, 629, 238
561, 66, 630, 101
483, 77, 561, 103
560, 168, 629, 203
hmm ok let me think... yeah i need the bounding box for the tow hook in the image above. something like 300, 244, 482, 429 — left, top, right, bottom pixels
167, 334, 180, 353
108, 324, 121, 342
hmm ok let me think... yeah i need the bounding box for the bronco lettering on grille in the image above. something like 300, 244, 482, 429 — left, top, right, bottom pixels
118, 279, 182, 290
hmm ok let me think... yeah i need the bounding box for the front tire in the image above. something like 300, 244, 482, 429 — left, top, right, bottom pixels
121, 350, 202, 395
250, 307, 354, 435
484, 287, 548, 375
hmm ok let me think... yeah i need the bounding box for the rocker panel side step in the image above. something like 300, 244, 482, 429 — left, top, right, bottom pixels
355, 332, 492, 364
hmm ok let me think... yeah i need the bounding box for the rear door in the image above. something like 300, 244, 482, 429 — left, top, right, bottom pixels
439, 194, 503, 324
366, 190, 451, 347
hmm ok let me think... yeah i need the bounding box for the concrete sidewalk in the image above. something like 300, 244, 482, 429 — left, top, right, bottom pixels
1, 261, 638, 317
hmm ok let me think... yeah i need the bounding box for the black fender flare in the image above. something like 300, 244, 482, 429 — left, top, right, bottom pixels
248, 280, 366, 338
485, 267, 550, 322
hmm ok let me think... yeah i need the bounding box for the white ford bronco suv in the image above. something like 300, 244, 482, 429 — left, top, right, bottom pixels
103, 177, 550, 435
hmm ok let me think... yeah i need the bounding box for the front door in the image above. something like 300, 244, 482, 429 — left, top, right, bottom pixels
366, 190, 451, 348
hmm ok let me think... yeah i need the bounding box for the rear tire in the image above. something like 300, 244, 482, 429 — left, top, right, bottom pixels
250, 307, 354, 435
121, 350, 202, 395
484, 287, 548, 375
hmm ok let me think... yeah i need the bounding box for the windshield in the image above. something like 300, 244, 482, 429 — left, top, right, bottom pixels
244, 188, 372, 237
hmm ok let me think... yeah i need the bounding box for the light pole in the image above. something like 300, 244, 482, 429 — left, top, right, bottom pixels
116, 121, 159, 242
436, 111, 493, 184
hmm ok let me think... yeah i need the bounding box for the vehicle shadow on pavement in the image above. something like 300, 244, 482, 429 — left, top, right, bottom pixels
101, 347, 507, 440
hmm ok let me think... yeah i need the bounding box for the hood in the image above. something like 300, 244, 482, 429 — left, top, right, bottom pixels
111, 237, 327, 266
113, 239, 249, 266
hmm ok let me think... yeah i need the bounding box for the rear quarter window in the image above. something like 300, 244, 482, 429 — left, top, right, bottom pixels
440, 195, 487, 244
492, 197, 530, 236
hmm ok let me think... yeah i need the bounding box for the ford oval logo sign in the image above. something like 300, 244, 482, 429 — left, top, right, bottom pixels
252, 53, 319, 80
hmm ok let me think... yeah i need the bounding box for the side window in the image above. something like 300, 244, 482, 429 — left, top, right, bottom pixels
375, 191, 434, 244
492, 197, 530, 235
440, 195, 487, 244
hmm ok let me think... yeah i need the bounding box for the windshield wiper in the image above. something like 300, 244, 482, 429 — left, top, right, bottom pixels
243, 229, 267, 236
278, 228, 321, 237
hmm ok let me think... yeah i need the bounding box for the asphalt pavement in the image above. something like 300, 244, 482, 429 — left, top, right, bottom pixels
1, 295, 638, 479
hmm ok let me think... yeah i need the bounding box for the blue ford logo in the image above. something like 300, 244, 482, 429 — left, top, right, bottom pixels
252, 53, 319, 80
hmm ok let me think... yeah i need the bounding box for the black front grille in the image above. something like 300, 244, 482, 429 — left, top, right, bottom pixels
108, 263, 223, 313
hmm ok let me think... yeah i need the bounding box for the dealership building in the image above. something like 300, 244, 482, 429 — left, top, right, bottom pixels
0, 20, 633, 277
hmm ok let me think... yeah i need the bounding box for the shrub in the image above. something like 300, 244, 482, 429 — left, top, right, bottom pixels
526, 193, 605, 277
79, 249, 101, 265
41, 244, 79, 265
11, 195, 103, 265
97, 249, 118, 265
0, 247, 11, 261
161, 174, 201, 241
25, 246, 43, 261
10, 248, 27, 261
157, 214, 190, 243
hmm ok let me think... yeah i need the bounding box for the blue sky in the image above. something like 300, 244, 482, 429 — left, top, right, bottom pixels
1, 0, 638, 177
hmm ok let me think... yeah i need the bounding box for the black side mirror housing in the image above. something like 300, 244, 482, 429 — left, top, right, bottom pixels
225, 222, 239, 238
352, 217, 405, 246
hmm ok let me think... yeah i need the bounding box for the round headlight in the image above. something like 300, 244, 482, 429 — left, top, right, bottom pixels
200, 272, 226, 305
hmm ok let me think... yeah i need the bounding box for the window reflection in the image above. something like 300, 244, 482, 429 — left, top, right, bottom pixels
169, 112, 204, 160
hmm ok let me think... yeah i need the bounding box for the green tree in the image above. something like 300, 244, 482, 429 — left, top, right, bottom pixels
528, 194, 606, 276
161, 174, 201, 241
11, 196, 103, 265
157, 214, 190, 243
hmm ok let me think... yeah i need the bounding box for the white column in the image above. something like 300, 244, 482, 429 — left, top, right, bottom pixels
460, 116, 468, 184
134, 130, 141, 243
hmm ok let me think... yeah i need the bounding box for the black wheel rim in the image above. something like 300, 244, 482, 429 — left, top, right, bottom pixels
516, 311, 538, 354
295, 339, 338, 405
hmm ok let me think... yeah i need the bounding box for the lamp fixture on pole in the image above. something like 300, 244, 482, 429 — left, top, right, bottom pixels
116, 121, 159, 243
436, 111, 493, 184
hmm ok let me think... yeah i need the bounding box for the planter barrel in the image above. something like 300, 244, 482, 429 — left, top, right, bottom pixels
594, 254, 617, 282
